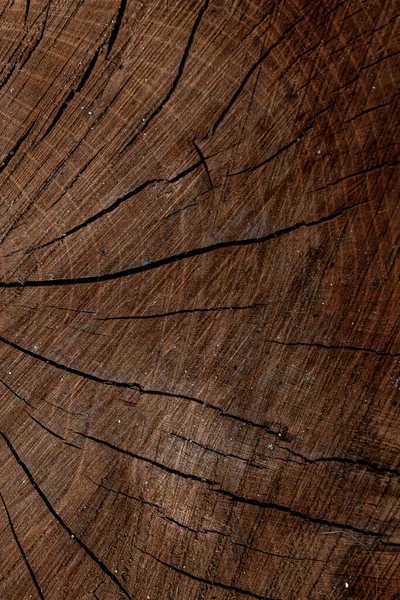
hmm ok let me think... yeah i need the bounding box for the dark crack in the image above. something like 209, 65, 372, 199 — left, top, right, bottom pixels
121, 0, 209, 152
75, 432, 395, 543
76, 432, 219, 486
0, 431, 132, 599
0, 195, 372, 288
96, 302, 268, 321
210, 16, 304, 136
140, 548, 280, 600
106, 0, 127, 59
0, 491, 45, 600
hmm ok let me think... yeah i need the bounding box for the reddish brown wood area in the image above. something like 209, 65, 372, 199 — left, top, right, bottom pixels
0, 0, 399, 598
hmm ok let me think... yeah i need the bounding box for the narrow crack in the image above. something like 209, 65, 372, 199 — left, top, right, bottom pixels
217, 489, 390, 541
227, 125, 312, 177
343, 101, 393, 124
210, 16, 304, 136
277, 445, 400, 478
263, 337, 400, 358
28, 413, 81, 449
140, 548, 280, 600
170, 432, 297, 468
0, 332, 288, 436
96, 302, 268, 321
121, 0, 209, 152
0, 333, 204, 405
314, 161, 399, 192
0, 378, 34, 408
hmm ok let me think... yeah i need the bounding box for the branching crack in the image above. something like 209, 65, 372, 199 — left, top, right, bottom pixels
86, 476, 223, 536
193, 138, 213, 188
76, 432, 394, 543
89, 475, 326, 563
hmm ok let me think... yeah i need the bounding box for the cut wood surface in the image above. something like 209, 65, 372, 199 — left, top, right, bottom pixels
0, 0, 399, 598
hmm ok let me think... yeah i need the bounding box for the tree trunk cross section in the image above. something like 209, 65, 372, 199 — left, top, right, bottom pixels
0, 0, 398, 598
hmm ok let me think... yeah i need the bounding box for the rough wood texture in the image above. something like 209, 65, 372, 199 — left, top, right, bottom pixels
0, 1, 399, 598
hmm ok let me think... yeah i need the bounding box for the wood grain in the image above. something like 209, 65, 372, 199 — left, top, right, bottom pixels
0, 0, 399, 598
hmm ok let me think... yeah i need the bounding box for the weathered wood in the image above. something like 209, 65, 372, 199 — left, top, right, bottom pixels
0, 0, 399, 598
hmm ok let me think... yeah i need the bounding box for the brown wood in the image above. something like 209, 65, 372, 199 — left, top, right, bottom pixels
0, 1, 399, 598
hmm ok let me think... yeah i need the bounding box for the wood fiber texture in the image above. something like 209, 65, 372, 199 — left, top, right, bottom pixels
0, 0, 399, 599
